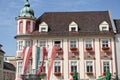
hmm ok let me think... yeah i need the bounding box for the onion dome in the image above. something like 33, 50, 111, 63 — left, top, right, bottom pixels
20, 0, 34, 18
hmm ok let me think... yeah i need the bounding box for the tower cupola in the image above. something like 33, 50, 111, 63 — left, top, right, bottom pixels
20, 0, 34, 18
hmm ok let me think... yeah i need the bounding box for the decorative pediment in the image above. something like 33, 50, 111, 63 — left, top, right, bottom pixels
101, 55, 112, 60
55, 56, 63, 60
69, 56, 79, 60
84, 55, 95, 60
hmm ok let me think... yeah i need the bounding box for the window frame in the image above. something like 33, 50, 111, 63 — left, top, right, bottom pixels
102, 60, 111, 73
69, 21, 78, 32
54, 40, 62, 47
86, 61, 93, 73
54, 61, 61, 72
70, 61, 77, 72
39, 40, 47, 47
101, 39, 110, 47
70, 40, 77, 48
102, 60, 111, 72
39, 22, 48, 32
17, 61, 22, 74
85, 40, 92, 48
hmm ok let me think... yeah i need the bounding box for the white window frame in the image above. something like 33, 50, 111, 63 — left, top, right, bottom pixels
54, 61, 62, 73
25, 40, 31, 47
85, 39, 93, 48
17, 41, 23, 51
69, 40, 77, 48
39, 40, 47, 47
101, 60, 111, 73
17, 61, 22, 74
53, 40, 62, 47
39, 22, 48, 32
101, 39, 110, 47
70, 61, 77, 72
69, 21, 78, 32
85, 60, 94, 73
99, 21, 109, 31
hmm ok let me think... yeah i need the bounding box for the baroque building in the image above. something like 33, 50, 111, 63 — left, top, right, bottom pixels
15, 0, 117, 80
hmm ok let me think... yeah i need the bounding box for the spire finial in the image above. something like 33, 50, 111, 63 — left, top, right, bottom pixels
25, 0, 30, 7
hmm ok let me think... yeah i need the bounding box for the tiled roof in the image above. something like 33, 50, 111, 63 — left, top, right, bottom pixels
31, 11, 114, 37
4, 62, 16, 71
114, 19, 120, 33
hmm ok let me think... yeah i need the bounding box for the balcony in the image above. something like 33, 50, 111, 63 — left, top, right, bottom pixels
54, 72, 61, 76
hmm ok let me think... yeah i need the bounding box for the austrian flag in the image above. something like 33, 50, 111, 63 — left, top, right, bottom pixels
22, 46, 32, 74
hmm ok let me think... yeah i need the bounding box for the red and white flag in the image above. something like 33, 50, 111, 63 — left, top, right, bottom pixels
22, 46, 32, 74
37, 47, 47, 75
47, 46, 57, 80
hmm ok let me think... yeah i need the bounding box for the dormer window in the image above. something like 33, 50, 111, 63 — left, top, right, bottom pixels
39, 22, 48, 32
69, 21, 78, 32
99, 21, 109, 31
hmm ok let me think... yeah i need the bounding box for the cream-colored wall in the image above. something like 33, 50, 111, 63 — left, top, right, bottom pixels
15, 36, 116, 80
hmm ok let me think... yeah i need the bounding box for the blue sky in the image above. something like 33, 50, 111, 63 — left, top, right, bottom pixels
0, 0, 120, 56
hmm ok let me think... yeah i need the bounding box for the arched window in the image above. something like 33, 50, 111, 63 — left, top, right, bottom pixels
26, 21, 31, 33
19, 21, 23, 34
33, 22, 35, 31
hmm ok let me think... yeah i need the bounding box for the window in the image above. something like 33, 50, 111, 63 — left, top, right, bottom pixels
86, 61, 93, 73
99, 21, 109, 31
18, 41, 23, 50
102, 39, 109, 47
19, 21, 23, 34
103, 61, 109, 72
26, 21, 31, 33
39, 22, 48, 32
71, 61, 77, 72
41, 28, 46, 32
102, 26, 107, 31
54, 41, 61, 47
25, 40, 31, 47
71, 27, 76, 32
18, 62, 22, 73
40, 41, 46, 47
70, 40, 76, 48
69, 21, 78, 32
54, 62, 61, 72
86, 40, 92, 48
